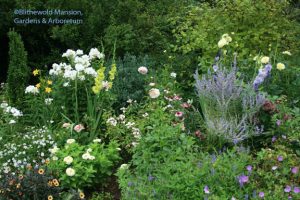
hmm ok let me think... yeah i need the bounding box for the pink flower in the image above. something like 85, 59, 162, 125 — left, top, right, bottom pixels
181, 102, 191, 108
175, 111, 183, 118
138, 66, 148, 75
173, 95, 182, 101
62, 122, 71, 128
74, 124, 85, 132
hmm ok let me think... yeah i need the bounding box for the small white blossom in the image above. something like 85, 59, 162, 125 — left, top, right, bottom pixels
170, 72, 177, 78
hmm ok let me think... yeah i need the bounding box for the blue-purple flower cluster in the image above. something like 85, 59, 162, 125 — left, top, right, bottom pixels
253, 63, 272, 91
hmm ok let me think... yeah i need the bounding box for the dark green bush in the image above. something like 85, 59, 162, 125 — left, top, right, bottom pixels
6, 30, 30, 106
112, 54, 155, 110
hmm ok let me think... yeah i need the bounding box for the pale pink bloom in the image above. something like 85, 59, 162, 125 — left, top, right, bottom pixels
74, 124, 85, 132
181, 102, 191, 108
62, 123, 71, 128
173, 95, 182, 101
138, 66, 148, 75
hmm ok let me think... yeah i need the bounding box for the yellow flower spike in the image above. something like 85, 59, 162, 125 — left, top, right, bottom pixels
92, 65, 106, 94
109, 63, 117, 81
36, 83, 41, 88
33, 69, 40, 76
47, 80, 53, 85
45, 87, 52, 93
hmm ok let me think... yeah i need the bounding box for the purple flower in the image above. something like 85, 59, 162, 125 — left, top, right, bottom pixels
238, 175, 249, 187
277, 156, 283, 162
259, 192, 265, 198
246, 165, 252, 171
276, 120, 281, 126
272, 136, 277, 142
294, 187, 300, 194
204, 185, 210, 194
128, 181, 134, 187
211, 154, 217, 163
284, 185, 291, 193
233, 139, 239, 145
197, 161, 202, 168
213, 64, 219, 72
148, 175, 155, 181
265, 64, 272, 74
291, 167, 299, 174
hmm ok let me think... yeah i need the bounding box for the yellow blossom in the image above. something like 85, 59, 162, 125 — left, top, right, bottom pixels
282, 51, 292, 56
36, 83, 41, 88
79, 192, 85, 199
52, 179, 59, 187
38, 169, 44, 175
45, 87, 52, 93
33, 69, 40, 76
48, 180, 53, 187
276, 63, 285, 71
261, 56, 270, 64
47, 80, 53, 85
48, 195, 53, 200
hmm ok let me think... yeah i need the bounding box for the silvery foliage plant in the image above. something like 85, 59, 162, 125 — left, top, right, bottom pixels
194, 60, 265, 144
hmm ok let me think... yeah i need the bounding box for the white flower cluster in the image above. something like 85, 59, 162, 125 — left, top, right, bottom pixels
107, 117, 118, 126
45, 98, 53, 105
82, 150, 95, 160
107, 109, 141, 147
0, 102, 23, 119
25, 85, 39, 94
0, 127, 56, 173
49, 48, 104, 81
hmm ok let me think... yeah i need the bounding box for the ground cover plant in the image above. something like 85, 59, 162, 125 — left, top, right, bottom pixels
0, 0, 300, 199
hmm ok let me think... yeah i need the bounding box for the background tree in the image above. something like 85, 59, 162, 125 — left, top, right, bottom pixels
6, 30, 30, 105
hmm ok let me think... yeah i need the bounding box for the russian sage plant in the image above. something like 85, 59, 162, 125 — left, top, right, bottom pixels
194, 66, 265, 144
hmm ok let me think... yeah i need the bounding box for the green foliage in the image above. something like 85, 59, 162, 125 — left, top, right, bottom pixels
117, 118, 252, 199
48, 140, 120, 189
171, 0, 300, 80
6, 30, 30, 105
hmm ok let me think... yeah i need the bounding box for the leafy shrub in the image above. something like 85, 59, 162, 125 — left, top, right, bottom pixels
6, 30, 30, 106
117, 114, 253, 199
48, 139, 120, 189
194, 66, 265, 145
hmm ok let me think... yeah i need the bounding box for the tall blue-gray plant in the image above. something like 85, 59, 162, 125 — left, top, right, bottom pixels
194, 66, 265, 144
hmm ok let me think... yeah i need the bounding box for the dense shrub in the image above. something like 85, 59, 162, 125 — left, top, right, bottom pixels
112, 54, 154, 110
